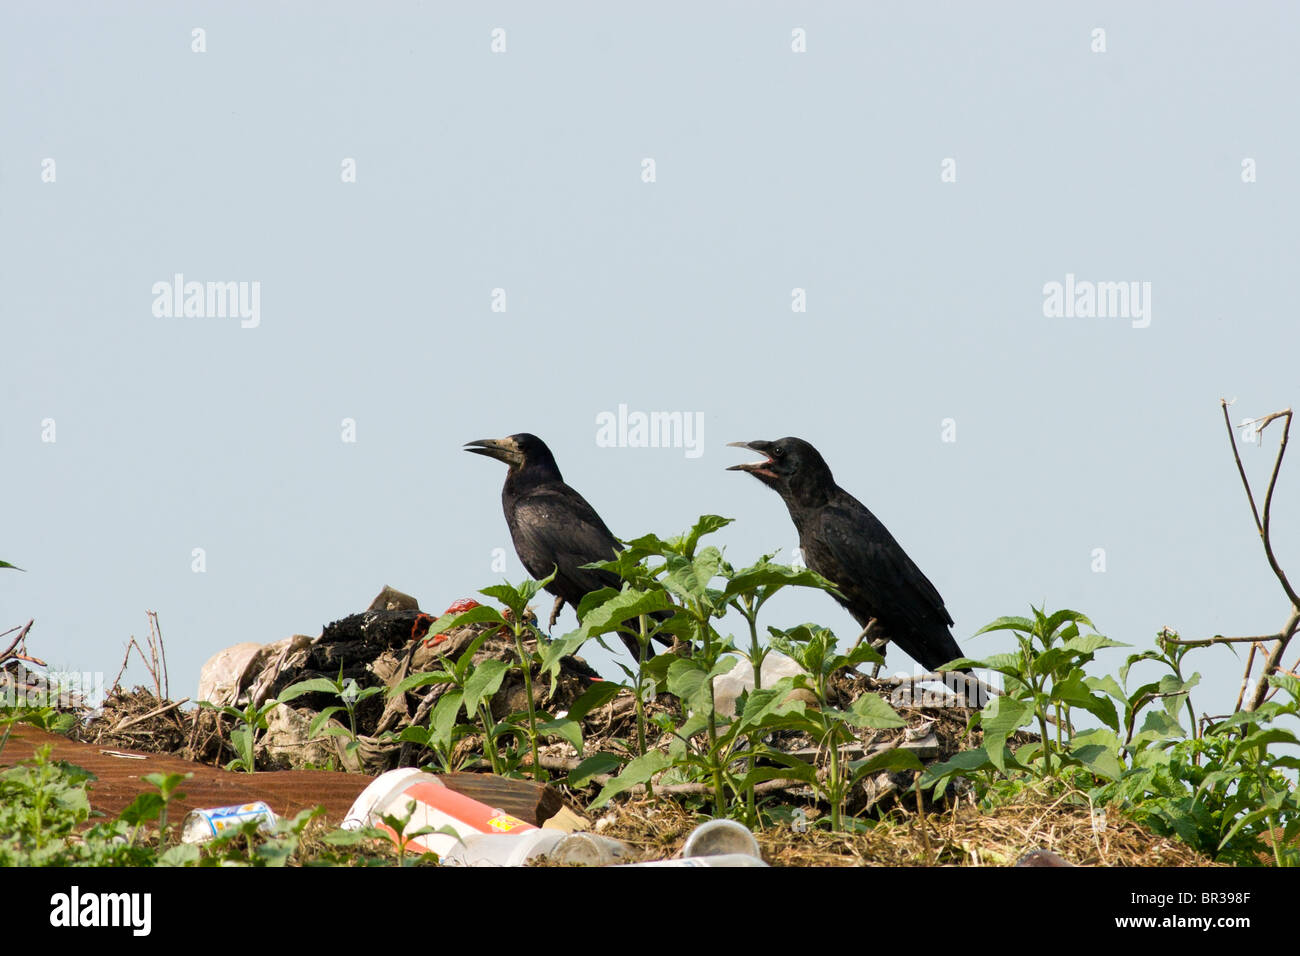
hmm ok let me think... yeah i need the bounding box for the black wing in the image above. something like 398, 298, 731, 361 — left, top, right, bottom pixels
810, 498, 962, 670
506, 483, 623, 604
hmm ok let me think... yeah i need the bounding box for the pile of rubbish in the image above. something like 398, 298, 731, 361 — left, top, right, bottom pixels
180, 586, 978, 816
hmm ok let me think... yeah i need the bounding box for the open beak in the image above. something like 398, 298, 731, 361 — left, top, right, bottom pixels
727, 440, 778, 480
464, 437, 524, 468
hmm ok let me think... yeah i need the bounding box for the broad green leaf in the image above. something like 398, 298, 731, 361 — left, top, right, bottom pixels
565, 679, 625, 721
974, 616, 1037, 637
578, 588, 675, 638
590, 751, 672, 808
1086, 674, 1127, 705
980, 696, 1031, 771
832, 641, 887, 672
396, 725, 430, 745
666, 658, 710, 713
736, 760, 819, 792
1069, 728, 1123, 780
1231, 727, 1300, 759
462, 659, 510, 715
668, 655, 735, 714
118, 793, 165, 826
918, 747, 995, 791
567, 752, 624, 789
1268, 672, 1300, 703
537, 717, 583, 754
575, 587, 619, 620
538, 630, 590, 684
278, 678, 343, 702
423, 603, 507, 637
847, 747, 925, 786
391, 670, 456, 696
158, 844, 200, 866
1218, 807, 1274, 851
308, 706, 347, 740
1062, 633, 1128, 655
844, 692, 905, 729
1119, 649, 1165, 685
1044, 608, 1095, 635
721, 562, 838, 602
1033, 647, 1068, 676
1052, 674, 1119, 732
663, 547, 723, 602
736, 679, 807, 730
431, 690, 465, 748
679, 515, 733, 555
1134, 708, 1185, 743
979, 652, 1027, 675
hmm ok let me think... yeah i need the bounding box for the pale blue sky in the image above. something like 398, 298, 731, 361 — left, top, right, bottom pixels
3, 2, 1298, 717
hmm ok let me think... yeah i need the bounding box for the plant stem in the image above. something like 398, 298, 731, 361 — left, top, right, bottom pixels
829, 727, 842, 832
743, 600, 761, 822
635, 616, 648, 759
478, 703, 502, 774
511, 626, 542, 780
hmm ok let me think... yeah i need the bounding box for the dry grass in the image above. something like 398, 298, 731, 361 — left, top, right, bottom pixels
583, 784, 1219, 867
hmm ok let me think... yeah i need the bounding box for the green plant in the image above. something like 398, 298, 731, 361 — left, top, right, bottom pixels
1100, 671, 1300, 866
280, 667, 384, 765
0, 704, 75, 761
196, 697, 283, 772
392, 574, 609, 779
924, 608, 1126, 790
578, 516, 902, 829
119, 771, 191, 843
762, 624, 920, 831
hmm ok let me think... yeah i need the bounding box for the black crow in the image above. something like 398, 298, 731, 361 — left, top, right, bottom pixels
727, 437, 969, 675
465, 433, 671, 660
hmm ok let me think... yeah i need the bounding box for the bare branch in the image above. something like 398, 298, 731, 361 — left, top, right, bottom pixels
1222, 399, 1264, 534
1235, 641, 1259, 712
109, 697, 189, 734
1163, 633, 1280, 647
0, 619, 34, 663
1258, 410, 1300, 610
1246, 606, 1300, 712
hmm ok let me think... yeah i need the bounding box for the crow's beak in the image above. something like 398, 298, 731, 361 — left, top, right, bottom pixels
727, 440, 778, 479
465, 437, 524, 468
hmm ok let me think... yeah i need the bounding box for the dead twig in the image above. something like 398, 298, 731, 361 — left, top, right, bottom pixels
109, 697, 190, 735
1162, 632, 1283, 647
147, 611, 170, 702
1221, 401, 1300, 712
1247, 607, 1300, 711
0, 620, 34, 663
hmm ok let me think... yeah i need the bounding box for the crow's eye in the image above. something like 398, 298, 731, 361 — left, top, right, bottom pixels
773, 447, 784, 458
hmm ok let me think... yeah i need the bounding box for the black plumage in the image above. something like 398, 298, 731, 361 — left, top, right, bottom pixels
728, 437, 967, 673
466, 433, 670, 660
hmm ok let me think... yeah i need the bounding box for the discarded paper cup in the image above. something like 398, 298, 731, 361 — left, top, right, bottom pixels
441, 829, 566, 867
620, 853, 769, 868
549, 832, 630, 866
681, 818, 762, 859
181, 802, 277, 844
342, 768, 537, 857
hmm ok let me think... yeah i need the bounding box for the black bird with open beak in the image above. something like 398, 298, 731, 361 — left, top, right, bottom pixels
728, 437, 971, 678
466, 433, 672, 660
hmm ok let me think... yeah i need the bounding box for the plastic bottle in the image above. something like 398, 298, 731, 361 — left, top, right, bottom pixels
342, 768, 537, 856
681, 818, 762, 859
